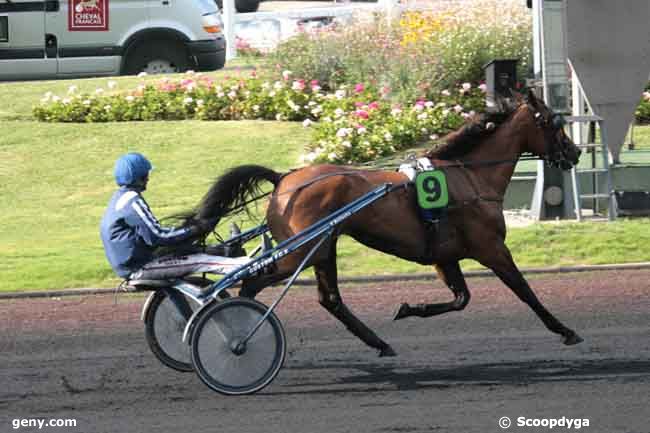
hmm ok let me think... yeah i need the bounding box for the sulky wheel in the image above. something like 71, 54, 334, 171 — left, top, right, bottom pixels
190, 297, 286, 395
144, 288, 197, 372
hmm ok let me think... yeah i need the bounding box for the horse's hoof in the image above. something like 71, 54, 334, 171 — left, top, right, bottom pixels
563, 332, 584, 346
379, 345, 397, 357
393, 303, 410, 321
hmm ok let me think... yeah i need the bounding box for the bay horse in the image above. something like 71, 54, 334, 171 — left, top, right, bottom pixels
189, 90, 583, 356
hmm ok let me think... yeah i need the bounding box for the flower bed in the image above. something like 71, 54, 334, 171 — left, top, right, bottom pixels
33, 71, 487, 163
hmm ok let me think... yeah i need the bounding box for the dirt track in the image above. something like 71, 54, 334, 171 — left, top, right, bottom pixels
2, 270, 649, 433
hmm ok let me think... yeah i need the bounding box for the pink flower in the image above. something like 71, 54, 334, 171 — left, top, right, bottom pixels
250, 70, 258, 78
355, 101, 364, 108
311, 79, 319, 86
381, 86, 391, 96
354, 83, 365, 94
355, 109, 369, 119
368, 101, 379, 110
479, 83, 488, 93
292, 80, 306, 91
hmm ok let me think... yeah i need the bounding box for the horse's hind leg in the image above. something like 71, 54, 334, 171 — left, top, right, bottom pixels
314, 241, 396, 357
394, 261, 470, 320
481, 245, 583, 346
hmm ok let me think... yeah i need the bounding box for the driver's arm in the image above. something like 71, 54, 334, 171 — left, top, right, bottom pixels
128, 197, 194, 247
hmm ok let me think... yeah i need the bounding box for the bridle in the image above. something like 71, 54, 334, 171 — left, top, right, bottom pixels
529, 102, 575, 170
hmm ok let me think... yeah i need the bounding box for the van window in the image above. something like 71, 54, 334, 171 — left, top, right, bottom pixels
0, 16, 7, 42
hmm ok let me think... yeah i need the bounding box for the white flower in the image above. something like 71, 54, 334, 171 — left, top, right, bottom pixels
185, 83, 196, 92
273, 81, 284, 90
323, 116, 332, 123
425, 101, 434, 108
442, 109, 450, 117
196, 99, 204, 107
261, 82, 271, 89
462, 82, 472, 91
125, 95, 135, 102
185, 70, 195, 76
414, 104, 424, 112
327, 152, 338, 161
304, 152, 318, 162
95, 88, 104, 95
336, 128, 349, 138
268, 91, 276, 97
136, 84, 145, 92
82, 99, 91, 106
52, 96, 60, 102
441, 89, 451, 96
62, 97, 71, 105
421, 128, 428, 133
227, 91, 236, 99
253, 105, 260, 112
137, 72, 148, 78
342, 140, 352, 148
275, 113, 284, 121
454, 104, 463, 113
43, 91, 53, 101
384, 132, 393, 141
357, 127, 367, 135
302, 119, 312, 127
68, 85, 78, 94
479, 83, 488, 93
462, 112, 471, 119
292, 81, 303, 91
217, 92, 225, 98
107, 81, 117, 90
312, 85, 321, 92
282, 70, 292, 80
429, 134, 439, 140
334, 108, 345, 118
311, 106, 323, 116
104, 105, 112, 112
183, 97, 193, 105
335, 90, 346, 100
417, 112, 428, 120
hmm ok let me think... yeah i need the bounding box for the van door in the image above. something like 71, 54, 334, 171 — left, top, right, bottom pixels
46, 0, 146, 77
0, 0, 57, 80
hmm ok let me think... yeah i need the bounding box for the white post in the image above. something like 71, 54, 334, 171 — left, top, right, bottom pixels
223, 0, 237, 60
380, 0, 399, 27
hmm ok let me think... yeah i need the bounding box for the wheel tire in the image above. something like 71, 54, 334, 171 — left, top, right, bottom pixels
144, 289, 196, 372
215, 0, 260, 13
190, 297, 286, 395
123, 40, 192, 76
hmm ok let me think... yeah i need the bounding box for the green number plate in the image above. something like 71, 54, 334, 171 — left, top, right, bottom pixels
415, 170, 449, 209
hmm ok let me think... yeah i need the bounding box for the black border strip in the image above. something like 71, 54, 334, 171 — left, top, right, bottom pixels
0, 2, 45, 13
0, 48, 44, 59
58, 46, 122, 58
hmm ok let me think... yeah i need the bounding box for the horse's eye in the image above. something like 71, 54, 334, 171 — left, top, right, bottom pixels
552, 115, 566, 128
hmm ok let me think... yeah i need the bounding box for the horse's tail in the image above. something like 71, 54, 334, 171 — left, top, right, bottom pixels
194, 164, 283, 223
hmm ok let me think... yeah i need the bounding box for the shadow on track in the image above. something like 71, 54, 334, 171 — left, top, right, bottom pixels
272, 359, 650, 395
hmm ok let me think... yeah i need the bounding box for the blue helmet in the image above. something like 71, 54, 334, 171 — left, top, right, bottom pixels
114, 153, 153, 186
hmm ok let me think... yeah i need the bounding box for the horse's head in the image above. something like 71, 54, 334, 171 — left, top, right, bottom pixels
521, 89, 581, 169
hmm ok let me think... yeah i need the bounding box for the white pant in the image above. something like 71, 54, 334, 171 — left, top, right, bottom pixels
130, 253, 251, 280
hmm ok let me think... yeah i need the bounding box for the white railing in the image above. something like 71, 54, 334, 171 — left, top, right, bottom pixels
222, 0, 401, 59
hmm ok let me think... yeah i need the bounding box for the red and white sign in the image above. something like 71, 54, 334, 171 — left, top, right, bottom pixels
68, 0, 109, 31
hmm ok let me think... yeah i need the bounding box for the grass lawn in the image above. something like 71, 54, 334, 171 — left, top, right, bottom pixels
2, 69, 650, 292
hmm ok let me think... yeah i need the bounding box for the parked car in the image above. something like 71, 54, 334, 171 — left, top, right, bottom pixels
0, 0, 226, 80
215, 0, 261, 13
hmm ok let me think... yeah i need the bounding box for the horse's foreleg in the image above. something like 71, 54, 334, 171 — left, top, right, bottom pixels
482, 246, 583, 346
394, 261, 470, 320
314, 244, 396, 357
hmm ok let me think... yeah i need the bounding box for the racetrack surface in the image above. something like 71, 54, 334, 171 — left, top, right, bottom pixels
2, 270, 649, 433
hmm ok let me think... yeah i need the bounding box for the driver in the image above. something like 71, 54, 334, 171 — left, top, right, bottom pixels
100, 152, 251, 281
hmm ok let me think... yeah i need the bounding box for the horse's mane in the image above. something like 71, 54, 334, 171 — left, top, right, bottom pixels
425, 101, 519, 160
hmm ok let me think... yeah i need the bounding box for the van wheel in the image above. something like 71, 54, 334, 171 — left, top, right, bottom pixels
215, 0, 260, 13
123, 40, 191, 75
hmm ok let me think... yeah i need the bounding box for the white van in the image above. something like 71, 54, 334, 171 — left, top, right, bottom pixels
0, 0, 226, 80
